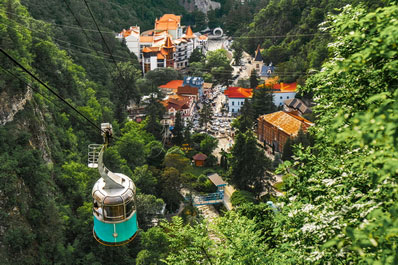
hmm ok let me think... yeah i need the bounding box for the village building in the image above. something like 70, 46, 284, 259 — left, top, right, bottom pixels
283, 98, 312, 116
117, 15, 208, 73
223, 86, 253, 113
253, 45, 264, 75
257, 111, 313, 152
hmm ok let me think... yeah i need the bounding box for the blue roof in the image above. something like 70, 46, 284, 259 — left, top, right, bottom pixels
260, 64, 275, 77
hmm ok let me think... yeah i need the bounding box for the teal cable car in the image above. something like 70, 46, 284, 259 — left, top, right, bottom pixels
89, 123, 138, 246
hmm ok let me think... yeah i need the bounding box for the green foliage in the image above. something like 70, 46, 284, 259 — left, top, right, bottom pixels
229, 131, 274, 196
251, 85, 276, 119
230, 190, 256, 206
189, 47, 205, 63
172, 111, 184, 146
249, 69, 259, 88
199, 135, 218, 156
145, 68, 180, 87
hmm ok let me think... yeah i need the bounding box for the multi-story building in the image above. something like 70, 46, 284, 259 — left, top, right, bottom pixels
117, 15, 207, 73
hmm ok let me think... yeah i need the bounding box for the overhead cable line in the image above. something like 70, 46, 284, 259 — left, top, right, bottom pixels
81, 0, 125, 79
2, 17, 128, 61
0, 47, 104, 134
2, 9, 116, 34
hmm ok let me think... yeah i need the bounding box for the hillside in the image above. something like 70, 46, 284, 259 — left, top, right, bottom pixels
1, 0, 398, 264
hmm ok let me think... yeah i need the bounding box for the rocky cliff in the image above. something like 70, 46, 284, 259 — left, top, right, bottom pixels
180, 0, 221, 13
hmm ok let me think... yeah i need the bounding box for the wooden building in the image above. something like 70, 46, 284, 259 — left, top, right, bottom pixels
257, 111, 313, 152
193, 153, 207, 167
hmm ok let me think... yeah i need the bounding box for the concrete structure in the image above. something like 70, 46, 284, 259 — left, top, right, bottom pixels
257, 111, 313, 152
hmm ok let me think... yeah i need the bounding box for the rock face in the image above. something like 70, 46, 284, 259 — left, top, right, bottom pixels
0, 88, 32, 126
180, 0, 221, 13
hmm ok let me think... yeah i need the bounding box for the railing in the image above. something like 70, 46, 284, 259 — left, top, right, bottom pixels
192, 191, 224, 206
88, 144, 102, 168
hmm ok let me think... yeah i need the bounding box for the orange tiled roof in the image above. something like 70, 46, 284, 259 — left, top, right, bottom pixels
140, 36, 153, 42
157, 53, 165, 59
259, 111, 313, 136
159, 80, 184, 90
155, 14, 181, 31
199, 34, 208, 40
273, 82, 297, 92
224, 87, 253, 98
184, 26, 195, 38
164, 35, 174, 48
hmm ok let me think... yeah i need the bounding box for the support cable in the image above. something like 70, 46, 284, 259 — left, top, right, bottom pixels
0, 47, 104, 133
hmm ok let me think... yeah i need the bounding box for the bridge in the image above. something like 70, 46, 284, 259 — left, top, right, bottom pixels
187, 173, 234, 210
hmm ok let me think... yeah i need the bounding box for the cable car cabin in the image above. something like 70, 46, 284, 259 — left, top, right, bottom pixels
92, 173, 138, 246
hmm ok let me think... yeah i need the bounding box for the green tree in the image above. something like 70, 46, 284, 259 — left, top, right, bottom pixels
205, 49, 233, 85
199, 135, 218, 156
229, 131, 274, 196
189, 47, 205, 63
249, 69, 259, 88
232, 42, 243, 66
145, 68, 180, 86
199, 102, 213, 131
172, 111, 184, 146
251, 85, 275, 119
232, 98, 254, 132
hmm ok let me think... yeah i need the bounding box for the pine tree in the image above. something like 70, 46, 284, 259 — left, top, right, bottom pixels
229, 131, 274, 196
172, 111, 184, 146
250, 69, 259, 89
252, 86, 276, 119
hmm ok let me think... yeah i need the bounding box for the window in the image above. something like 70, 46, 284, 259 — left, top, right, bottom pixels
287, 96, 289, 99
126, 200, 135, 217
232, 101, 234, 106
280, 96, 282, 99
104, 205, 124, 221
232, 108, 235, 113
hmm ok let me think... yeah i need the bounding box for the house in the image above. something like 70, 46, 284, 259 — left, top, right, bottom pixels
260, 63, 275, 80
283, 98, 312, 116
193, 153, 207, 167
272, 82, 297, 107
253, 45, 264, 75
159, 80, 183, 95
257, 111, 313, 152
183, 76, 204, 97
256, 81, 297, 107
223, 86, 253, 113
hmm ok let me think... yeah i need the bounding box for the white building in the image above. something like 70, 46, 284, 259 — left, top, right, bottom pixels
223, 87, 253, 113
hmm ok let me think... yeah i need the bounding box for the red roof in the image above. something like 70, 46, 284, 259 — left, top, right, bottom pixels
177, 85, 198, 96
224, 87, 253, 98
259, 111, 313, 136
272, 82, 297, 92
159, 80, 183, 90
193, 153, 207, 161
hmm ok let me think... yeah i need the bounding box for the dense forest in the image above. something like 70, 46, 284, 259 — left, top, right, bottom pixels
1, 0, 398, 264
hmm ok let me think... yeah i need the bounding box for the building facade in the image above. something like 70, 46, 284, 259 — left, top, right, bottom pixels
117, 15, 208, 73
223, 87, 253, 113
257, 111, 313, 152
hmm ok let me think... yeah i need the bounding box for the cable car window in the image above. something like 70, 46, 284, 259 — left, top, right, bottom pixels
126, 200, 135, 217
104, 205, 124, 221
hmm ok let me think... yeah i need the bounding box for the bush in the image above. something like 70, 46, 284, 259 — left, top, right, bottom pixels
230, 190, 256, 207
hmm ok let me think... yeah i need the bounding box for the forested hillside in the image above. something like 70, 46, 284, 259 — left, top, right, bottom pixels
1, 0, 398, 264
229, 0, 389, 83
